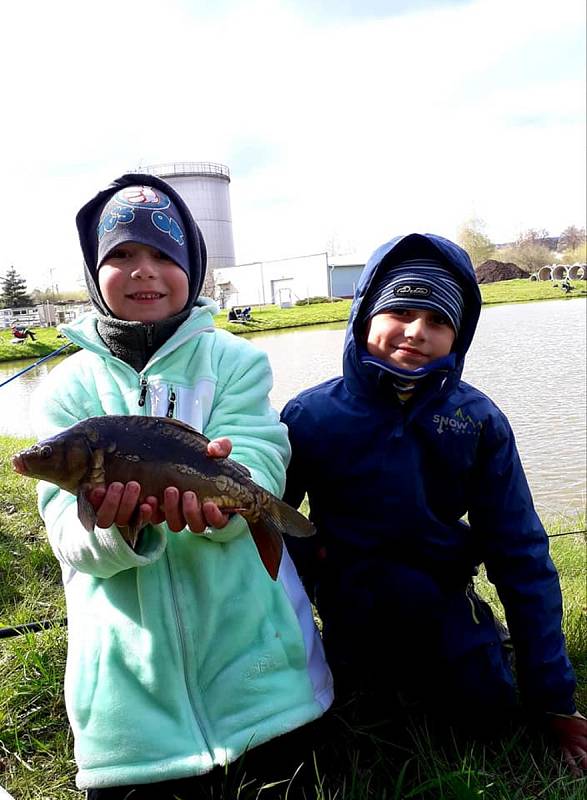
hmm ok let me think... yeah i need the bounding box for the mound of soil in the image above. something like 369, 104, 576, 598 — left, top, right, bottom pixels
475, 259, 530, 284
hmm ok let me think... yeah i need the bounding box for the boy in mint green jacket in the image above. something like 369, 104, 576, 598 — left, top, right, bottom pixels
33, 174, 333, 799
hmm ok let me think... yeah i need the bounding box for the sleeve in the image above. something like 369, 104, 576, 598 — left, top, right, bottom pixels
280, 397, 324, 599
467, 411, 577, 715
202, 335, 290, 508
31, 359, 167, 579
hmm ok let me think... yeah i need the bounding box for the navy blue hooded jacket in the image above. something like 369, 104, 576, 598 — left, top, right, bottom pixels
282, 233, 576, 715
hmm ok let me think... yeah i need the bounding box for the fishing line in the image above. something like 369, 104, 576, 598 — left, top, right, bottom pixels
0, 343, 73, 390
547, 529, 587, 538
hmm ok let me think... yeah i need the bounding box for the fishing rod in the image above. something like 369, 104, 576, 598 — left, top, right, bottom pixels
2, 529, 585, 640
0, 343, 73, 390
0, 618, 67, 639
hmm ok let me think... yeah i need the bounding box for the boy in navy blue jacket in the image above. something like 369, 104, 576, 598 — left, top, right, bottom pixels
281, 233, 586, 774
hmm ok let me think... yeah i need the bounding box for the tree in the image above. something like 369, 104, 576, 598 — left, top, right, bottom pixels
498, 228, 555, 273
30, 287, 90, 304
559, 242, 587, 265
457, 217, 494, 267
516, 228, 551, 246
0, 267, 33, 308
558, 225, 586, 252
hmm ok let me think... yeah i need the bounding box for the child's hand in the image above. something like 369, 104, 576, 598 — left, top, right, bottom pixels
87, 482, 157, 531
546, 712, 587, 776
160, 487, 231, 533
154, 436, 234, 533
86, 438, 234, 534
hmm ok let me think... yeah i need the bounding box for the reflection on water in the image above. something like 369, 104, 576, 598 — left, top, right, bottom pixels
0, 355, 68, 439
1, 299, 585, 516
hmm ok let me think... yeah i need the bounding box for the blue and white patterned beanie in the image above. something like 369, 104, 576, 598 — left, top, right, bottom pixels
362, 258, 464, 335
97, 185, 190, 276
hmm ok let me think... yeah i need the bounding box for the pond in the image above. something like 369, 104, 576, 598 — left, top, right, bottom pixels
1, 299, 585, 517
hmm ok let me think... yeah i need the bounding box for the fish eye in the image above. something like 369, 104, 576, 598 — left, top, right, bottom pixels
40, 445, 52, 459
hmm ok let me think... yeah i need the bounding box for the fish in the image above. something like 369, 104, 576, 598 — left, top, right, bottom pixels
11, 415, 315, 580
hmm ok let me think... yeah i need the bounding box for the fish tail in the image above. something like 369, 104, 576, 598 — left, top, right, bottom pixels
248, 518, 284, 581
248, 500, 315, 580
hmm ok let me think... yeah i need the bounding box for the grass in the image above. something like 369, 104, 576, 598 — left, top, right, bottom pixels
1, 280, 585, 364
0, 435, 585, 798
478, 279, 586, 305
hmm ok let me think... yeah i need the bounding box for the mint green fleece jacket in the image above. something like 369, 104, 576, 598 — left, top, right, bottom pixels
32, 301, 333, 790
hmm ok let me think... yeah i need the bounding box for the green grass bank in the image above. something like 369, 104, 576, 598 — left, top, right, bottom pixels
1, 279, 585, 364
1, 433, 585, 799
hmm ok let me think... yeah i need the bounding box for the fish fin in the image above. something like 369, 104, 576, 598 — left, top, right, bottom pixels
155, 417, 211, 444
248, 518, 284, 581
119, 505, 142, 549
77, 490, 97, 532
118, 525, 140, 549
227, 461, 252, 479
269, 499, 316, 538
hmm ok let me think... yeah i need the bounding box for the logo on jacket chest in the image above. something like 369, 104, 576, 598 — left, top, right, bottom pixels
432, 407, 483, 436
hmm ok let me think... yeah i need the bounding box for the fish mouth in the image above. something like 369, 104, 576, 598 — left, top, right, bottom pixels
11, 453, 28, 475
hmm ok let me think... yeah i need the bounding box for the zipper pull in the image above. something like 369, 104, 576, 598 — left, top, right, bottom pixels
138, 377, 148, 407
146, 324, 154, 348
166, 387, 176, 418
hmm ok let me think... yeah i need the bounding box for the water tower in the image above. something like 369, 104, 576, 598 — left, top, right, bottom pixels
140, 162, 236, 296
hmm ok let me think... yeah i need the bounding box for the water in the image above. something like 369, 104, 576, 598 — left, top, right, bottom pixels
1, 299, 585, 516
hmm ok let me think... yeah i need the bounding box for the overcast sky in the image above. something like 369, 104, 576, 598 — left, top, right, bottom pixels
1, 0, 585, 292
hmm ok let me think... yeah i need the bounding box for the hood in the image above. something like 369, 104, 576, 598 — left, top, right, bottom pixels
76, 173, 207, 316
343, 233, 481, 397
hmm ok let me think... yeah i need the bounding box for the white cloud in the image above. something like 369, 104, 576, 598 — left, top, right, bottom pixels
0, 0, 584, 291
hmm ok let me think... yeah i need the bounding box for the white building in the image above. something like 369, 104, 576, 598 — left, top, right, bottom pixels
0, 302, 91, 329
213, 253, 367, 308
214, 252, 331, 308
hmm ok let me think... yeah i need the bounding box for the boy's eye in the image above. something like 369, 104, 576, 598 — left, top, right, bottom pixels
106, 248, 128, 259
431, 313, 450, 326
389, 308, 410, 317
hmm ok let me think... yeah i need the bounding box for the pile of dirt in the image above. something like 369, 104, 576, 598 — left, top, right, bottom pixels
475, 259, 530, 284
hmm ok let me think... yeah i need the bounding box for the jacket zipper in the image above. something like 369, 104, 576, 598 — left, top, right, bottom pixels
166, 386, 176, 418
138, 377, 148, 408
165, 553, 215, 758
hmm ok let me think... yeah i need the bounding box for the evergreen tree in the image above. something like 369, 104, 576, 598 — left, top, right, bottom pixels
0, 267, 33, 308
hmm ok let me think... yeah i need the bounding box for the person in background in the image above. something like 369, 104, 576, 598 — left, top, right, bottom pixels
281, 232, 586, 775
11, 325, 36, 341
32, 173, 333, 799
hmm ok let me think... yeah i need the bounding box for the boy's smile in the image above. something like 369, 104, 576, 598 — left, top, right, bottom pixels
365, 308, 456, 370
98, 242, 189, 322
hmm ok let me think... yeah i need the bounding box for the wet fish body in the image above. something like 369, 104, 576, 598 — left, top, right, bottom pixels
11, 415, 315, 579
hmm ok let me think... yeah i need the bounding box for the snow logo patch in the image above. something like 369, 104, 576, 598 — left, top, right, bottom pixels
433, 408, 483, 436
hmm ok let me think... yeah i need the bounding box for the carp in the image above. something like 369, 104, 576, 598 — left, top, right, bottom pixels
12, 415, 315, 579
